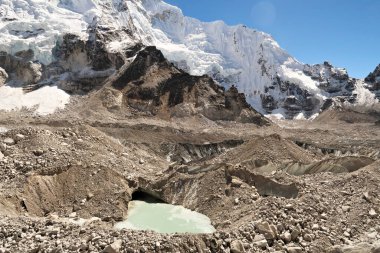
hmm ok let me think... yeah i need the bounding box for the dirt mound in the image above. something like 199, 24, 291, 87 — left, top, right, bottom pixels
315, 107, 380, 124
22, 166, 131, 220
213, 134, 318, 167
282, 156, 375, 175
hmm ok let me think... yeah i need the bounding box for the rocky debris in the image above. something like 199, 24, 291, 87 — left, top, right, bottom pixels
100, 88, 123, 110
0, 67, 8, 86
0, 109, 379, 252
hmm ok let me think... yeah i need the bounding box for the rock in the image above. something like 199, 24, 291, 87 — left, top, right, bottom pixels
369, 208, 377, 218
0, 151, 3, 161
291, 227, 301, 241
139, 158, 145, 164
256, 221, 277, 240
286, 246, 303, 253
363, 192, 373, 203
281, 232, 292, 243
33, 149, 44, 156
303, 234, 313, 242
87, 193, 94, 200
270, 224, 278, 239
230, 240, 245, 253
251, 194, 259, 200
3, 138, 15, 146
328, 242, 377, 253
342, 206, 350, 212
100, 88, 123, 110
68, 212, 77, 218
0, 67, 8, 86
0, 143, 6, 152
234, 198, 239, 205
312, 224, 319, 231
231, 177, 243, 187
252, 235, 268, 249
285, 204, 294, 210
102, 239, 122, 253
15, 134, 25, 142
367, 231, 377, 239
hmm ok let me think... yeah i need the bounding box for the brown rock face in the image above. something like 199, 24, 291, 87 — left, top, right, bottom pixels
111, 46, 270, 125
365, 64, 380, 99
0, 67, 8, 86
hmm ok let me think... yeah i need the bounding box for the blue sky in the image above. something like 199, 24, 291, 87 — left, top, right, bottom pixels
165, 0, 379, 78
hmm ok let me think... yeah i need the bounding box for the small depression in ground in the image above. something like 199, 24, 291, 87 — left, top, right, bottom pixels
114, 191, 215, 234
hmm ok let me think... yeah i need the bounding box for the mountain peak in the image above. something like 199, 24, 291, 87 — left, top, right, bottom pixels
0, 0, 378, 118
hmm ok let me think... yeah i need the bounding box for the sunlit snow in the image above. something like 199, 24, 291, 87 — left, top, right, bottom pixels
0, 86, 70, 115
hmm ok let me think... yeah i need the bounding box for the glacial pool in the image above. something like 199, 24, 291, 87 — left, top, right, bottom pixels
114, 200, 215, 234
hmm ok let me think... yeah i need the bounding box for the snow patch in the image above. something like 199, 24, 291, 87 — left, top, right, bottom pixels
0, 86, 70, 115
353, 80, 378, 107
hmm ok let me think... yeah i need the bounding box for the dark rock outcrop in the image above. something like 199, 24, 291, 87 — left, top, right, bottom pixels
365, 64, 380, 99
110, 46, 270, 125
262, 77, 321, 118
0, 67, 8, 86
0, 51, 42, 86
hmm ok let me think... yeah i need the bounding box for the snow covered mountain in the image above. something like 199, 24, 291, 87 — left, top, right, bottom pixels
0, 0, 378, 117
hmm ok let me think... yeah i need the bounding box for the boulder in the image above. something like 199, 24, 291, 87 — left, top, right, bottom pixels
230, 240, 245, 253
255, 221, 277, 240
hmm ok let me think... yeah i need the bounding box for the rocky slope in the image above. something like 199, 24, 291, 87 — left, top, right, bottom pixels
365, 64, 380, 99
0, 0, 378, 118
